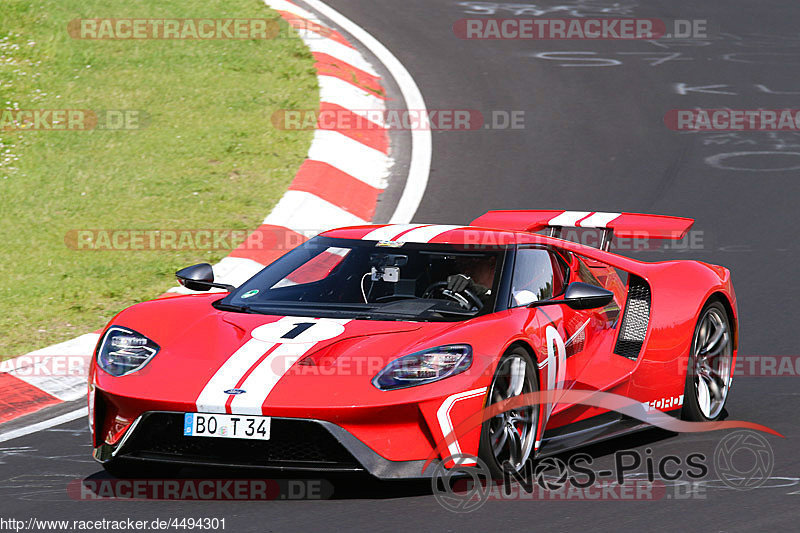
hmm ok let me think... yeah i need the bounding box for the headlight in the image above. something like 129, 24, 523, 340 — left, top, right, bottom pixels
97, 326, 160, 377
372, 344, 472, 390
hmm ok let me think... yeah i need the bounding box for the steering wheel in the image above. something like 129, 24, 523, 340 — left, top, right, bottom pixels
422, 281, 484, 311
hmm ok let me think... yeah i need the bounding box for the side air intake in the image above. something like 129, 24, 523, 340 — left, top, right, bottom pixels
614, 275, 651, 360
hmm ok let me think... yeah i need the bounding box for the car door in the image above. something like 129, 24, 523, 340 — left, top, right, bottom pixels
559, 252, 636, 395
510, 246, 635, 421
509, 246, 573, 415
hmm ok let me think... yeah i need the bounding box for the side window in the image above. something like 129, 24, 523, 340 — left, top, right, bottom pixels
575, 255, 627, 303
574, 255, 627, 321
511, 248, 556, 306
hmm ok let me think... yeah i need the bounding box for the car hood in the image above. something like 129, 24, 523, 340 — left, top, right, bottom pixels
96, 294, 467, 408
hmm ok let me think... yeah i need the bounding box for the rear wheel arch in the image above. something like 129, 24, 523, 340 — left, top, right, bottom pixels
682, 298, 734, 421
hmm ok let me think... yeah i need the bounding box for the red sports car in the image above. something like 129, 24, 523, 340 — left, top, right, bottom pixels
89, 210, 737, 479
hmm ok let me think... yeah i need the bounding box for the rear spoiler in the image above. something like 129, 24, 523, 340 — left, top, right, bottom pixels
470, 210, 694, 250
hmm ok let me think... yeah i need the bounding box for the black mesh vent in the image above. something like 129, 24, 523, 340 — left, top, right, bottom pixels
120, 413, 359, 469
614, 275, 651, 360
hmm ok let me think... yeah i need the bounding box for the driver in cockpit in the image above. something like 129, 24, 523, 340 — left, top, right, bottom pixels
445, 255, 496, 306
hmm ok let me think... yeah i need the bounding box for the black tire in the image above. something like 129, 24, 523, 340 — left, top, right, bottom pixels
682, 301, 734, 421
103, 459, 182, 478
478, 346, 540, 479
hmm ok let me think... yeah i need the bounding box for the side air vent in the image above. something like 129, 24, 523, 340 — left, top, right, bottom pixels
614, 275, 651, 360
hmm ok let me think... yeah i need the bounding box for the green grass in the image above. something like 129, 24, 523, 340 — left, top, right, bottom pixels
0, 0, 318, 355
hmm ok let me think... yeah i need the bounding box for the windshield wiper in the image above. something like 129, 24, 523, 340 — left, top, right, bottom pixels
213, 301, 253, 313
428, 307, 478, 317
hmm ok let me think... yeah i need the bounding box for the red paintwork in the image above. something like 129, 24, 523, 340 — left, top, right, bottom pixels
90, 217, 737, 468
471, 210, 695, 239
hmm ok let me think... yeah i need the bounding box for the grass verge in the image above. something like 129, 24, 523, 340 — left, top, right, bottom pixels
0, 0, 318, 355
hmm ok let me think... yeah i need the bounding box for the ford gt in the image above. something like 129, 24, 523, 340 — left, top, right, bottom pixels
89, 210, 737, 479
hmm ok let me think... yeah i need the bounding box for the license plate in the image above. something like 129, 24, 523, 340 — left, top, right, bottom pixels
183, 413, 271, 440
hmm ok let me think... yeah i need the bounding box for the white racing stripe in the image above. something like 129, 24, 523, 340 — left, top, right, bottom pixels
577, 211, 621, 228
396, 224, 462, 243
197, 318, 351, 415
195, 339, 277, 413
230, 341, 317, 415
229, 317, 350, 414
548, 211, 592, 227
361, 224, 425, 241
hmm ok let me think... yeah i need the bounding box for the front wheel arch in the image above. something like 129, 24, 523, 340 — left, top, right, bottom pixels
478, 343, 542, 479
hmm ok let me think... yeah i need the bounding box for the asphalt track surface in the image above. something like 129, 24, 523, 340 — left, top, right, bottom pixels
3, 1, 800, 531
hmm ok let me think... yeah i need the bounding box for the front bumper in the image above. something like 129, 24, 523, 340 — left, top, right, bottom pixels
93, 411, 436, 480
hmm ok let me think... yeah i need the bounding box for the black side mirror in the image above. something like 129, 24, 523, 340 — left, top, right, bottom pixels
176, 263, 235, 292
562, 282, 614, 310
527, 282, 614, 310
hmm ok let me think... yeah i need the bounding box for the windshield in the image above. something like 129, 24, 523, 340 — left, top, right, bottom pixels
218, 236, 507, 321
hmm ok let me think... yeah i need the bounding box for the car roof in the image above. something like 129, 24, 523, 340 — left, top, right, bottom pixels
320, 223, 654, 273
320, 224, 544, 246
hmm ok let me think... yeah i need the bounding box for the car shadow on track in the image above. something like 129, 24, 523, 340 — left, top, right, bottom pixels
82, 467, 434, 501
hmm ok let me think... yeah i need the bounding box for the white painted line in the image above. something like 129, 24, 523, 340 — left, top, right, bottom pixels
303, 0, 431, 224
436, 387, 487, 459
307, 129, 391, 189
264, 190, 368, 234
0, 407, 88, 443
